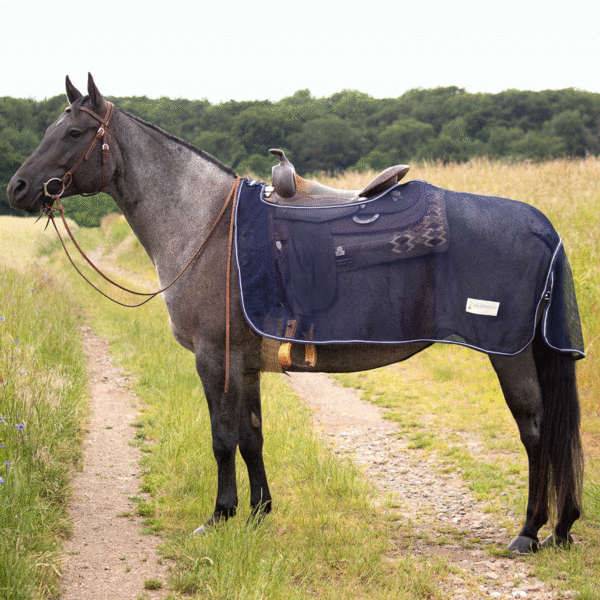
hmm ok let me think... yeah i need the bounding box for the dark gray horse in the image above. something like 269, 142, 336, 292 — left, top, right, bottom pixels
7, 75, 584, 554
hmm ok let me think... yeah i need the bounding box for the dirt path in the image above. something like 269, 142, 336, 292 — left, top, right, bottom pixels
285, 372, 566, 600
63, 329, 564, 599
59, 327, 170, 600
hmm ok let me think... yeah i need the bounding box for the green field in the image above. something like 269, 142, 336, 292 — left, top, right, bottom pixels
1, 158, 599, 599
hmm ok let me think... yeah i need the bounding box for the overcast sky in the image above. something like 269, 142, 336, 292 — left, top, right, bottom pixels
2, 0, 599, 103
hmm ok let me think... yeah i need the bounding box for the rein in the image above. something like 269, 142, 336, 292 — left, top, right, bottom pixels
42, 99, 242, 391
45, 180, 240, 307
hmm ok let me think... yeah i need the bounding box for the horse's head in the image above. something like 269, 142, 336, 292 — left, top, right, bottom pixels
7, 74, 117, 214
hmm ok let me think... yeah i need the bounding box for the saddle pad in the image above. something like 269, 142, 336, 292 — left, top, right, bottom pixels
234, 179, 584, 358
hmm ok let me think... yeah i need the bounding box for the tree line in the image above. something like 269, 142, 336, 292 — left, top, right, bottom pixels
2, 86, 600, 223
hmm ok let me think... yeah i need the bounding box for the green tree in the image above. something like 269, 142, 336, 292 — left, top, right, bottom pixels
237, 153, 278, 178
550, 110, 598, 157
510, 128, 566, 160
351, 150, 397, 171
288, 116, 366, 174
486, 126, 525, 157
193, 131, 244, 167
232, 105, 302, 157
376, 118, 436, 161
430, 118, 474, 163
328, 90, 381, 122
0, 140, 26, 214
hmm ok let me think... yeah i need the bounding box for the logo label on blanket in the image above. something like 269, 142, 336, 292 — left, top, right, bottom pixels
466, 298, 500, 316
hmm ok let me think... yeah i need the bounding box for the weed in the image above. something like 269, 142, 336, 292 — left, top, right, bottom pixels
144, 579, 163, 590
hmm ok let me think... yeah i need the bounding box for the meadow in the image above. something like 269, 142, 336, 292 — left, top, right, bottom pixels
0, 157, 598, 599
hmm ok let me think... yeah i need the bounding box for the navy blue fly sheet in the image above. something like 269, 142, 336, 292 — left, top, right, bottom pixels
234, 179, 584, 358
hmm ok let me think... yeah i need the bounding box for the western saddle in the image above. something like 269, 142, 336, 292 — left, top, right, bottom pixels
263, 149, 414, 370
265, 149, 410, 207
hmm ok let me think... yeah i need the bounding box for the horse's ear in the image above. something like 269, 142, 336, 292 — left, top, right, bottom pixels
66, 76, 83, 104
87, 73, 108, 114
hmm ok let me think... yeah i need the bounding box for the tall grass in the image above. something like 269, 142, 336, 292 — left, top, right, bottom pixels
0, 265, 88, 599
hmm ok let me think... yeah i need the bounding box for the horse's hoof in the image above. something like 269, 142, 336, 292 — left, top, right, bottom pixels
508, 535, 539, 554
191, 524, 208, 536
540, 533, 574, 549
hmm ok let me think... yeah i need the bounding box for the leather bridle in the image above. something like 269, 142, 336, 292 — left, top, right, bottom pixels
43, 102, 115, 204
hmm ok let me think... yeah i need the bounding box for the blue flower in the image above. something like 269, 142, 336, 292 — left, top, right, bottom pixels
3, 460, 11, 467
0, 417, 5, 424
16, 423, 25, 431
0, 477, 4, 485
0, 317, 4, 321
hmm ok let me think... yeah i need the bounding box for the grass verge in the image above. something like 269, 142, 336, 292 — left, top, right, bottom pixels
0, 261, 88, 599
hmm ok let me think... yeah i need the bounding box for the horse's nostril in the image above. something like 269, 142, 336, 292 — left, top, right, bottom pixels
8, 179, 28, 201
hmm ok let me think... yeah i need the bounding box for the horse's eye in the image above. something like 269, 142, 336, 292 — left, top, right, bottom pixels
68, 129, 83, 140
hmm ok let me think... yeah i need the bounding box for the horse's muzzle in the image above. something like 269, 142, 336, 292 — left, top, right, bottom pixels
7, 176, 45, 214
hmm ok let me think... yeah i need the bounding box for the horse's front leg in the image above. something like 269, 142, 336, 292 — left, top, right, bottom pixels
239, 368, 272, 520
193, 343, 244, 534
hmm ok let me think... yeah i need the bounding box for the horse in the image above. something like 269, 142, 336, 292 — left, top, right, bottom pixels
7, 74, 584, 554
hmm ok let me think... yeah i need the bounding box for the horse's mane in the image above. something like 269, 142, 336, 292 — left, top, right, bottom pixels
77, 96, 237, 177
121, 108, 237, 177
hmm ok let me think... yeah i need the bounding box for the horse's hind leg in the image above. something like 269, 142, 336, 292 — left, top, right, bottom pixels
489, 347, 548, 553
238, 369, 272, 520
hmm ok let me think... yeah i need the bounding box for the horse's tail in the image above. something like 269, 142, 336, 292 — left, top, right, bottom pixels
532, 327, 584, 528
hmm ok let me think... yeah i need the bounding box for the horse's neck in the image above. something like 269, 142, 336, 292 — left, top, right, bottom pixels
108, 112, 235, 280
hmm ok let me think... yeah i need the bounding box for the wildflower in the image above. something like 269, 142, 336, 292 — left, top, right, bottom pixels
14, 339, 18, 344
0, 317, 4, 321
0, 477, 4, 485
16, 423, 25, 432
0, 416, 5, 423
3, 460, 11, 468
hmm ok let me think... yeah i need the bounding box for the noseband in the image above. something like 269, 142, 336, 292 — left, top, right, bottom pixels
43, 102, 115, 204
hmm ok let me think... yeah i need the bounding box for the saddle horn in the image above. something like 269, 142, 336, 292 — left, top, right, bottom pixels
270, 149, 297, 198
